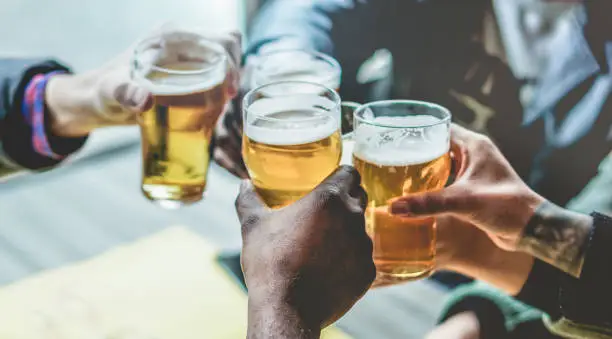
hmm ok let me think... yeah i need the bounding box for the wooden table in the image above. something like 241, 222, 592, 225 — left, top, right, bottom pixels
0, 144, 448, 338
0, 227, 350, 339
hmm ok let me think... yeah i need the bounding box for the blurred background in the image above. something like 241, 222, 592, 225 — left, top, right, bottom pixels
0, 0, 601, 338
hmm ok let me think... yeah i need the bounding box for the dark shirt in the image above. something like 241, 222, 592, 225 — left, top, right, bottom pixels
517, 212, 612, 338
244, 0, 612, 207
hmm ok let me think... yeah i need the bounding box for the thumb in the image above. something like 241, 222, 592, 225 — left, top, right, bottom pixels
313, 165, 362, 198
122, 82, 153, 113
235, 180, 268, 225
389, 184, 472, 218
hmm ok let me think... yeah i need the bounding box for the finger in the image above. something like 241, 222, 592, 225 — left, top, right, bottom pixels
348, 184, 368, 212
217, 137, 244, 165
344, 194, 369, 240
224, 31, 243, 68
314, 165, 362, 198
226, 68, 239, 98
114, 81, 153, 114
207, 30, 242, 68
224, 106, 244, 139
215, 117, 242, 150
228, 31, 242, 65
350, 214, 373, 257
451, 123, 493, 157
129, 86, 153, 113
219, 32, 242, 99
389, 184, 472, 217
214, 149, 249, 179
449, 139, 467, 179
450, 123, 480, 143
213, 123, 245, 168
235, 180, 267, 224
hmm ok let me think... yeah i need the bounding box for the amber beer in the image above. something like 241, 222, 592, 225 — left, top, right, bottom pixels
133, 33, 230, 207
242, 82, 342, 208
352, 102, 451, 283
353, 150, 450, 280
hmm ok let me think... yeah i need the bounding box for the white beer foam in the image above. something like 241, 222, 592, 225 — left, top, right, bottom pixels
353, 115, 449, 166
136, 62, 227, 96
245, 96, 339, 146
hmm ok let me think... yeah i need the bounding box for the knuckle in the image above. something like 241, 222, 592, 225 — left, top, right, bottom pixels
320, 185, 344, 203
474, 134, 494, 150
239, 214, 260, 237
234, 192, 250, 212
409, 196, 431, 213
339, 165, 361, 182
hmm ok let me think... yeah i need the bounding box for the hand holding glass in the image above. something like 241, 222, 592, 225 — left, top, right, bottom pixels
242, 81, 342, 208
132, 29, 232, 207
352, 100, 451, 284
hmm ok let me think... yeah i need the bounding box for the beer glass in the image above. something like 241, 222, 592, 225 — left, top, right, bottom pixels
252, 49, 342, 91
352, 100, 451, 283
132, 30, 231, 208
242, 81, 342, 208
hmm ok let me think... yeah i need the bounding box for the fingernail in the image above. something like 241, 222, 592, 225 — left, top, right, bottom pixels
389, 201, 410, 215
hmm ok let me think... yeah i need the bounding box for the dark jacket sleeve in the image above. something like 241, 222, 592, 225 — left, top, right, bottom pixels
246, 0, 390, 100
248, 0, 375, 56
0, 58, 87, 173
214, 0, 387, 153
516, 212, 612, 338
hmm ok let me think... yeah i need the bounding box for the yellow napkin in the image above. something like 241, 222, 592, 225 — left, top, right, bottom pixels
0, 227, 350, 339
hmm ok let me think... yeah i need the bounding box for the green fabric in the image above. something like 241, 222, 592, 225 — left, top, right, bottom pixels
442, 282, 612, 338
440, 282, 544, 333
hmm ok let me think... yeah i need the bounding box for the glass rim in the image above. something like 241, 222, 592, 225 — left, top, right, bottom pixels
253, 48, 342, 87
132, 35, 227, 76
243, 80, 342, 123
354, 100, 452, 129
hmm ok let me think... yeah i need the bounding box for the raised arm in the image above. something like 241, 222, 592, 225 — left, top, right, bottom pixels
237, 166, 375, 339
391, 124, 612, 338
0, 58, 86, 175
213, 0, 384, 177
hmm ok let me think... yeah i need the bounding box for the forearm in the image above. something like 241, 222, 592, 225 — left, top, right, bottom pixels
451, 249, 534, 295
45, 73, 96, 138
517, 201, 594, 278
247, 298, 321, 339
